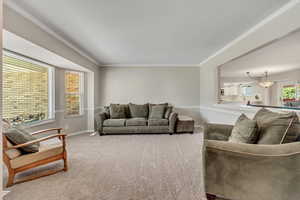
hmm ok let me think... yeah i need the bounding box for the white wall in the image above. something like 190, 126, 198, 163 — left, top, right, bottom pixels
99, 67, 202, 125
199, 1, 300, 124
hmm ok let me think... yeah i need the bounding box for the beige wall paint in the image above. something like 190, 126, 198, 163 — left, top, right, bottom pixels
99, 66, 202, 124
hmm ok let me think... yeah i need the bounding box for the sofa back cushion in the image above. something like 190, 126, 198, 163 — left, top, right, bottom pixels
164, 106, 173, 119
109, 104, 127, 119
254, 108, 299, 144
129, 103, 149, 118
149, 105, 166, 119
228, 114, 258, 144
149, 103, 167, 118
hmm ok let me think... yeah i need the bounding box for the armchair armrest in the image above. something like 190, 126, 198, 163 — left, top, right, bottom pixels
31, 128, 63, 135
7, 134, 66, 150
168, 112, 178, 133
95, 112, 107, 133
204, 123, 233, 141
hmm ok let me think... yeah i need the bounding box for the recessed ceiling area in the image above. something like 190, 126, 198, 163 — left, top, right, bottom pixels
5, 0, 291, 66
221, 29, 300, 78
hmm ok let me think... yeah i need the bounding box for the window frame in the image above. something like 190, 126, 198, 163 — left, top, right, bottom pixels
3, 51, 55, 125
64, 70, 84, 117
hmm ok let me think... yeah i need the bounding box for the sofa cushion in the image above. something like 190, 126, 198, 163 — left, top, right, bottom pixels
126, 118, 147, 126
149, 105, 166, 119
103, 119, 126, 127
129, 103, 149, 118
164, 106, 173, 119
149, 103, 167, 117
109, 104, 127, 119
5, 140, 22, 159
254, 108, 298, 144
228, 114, 258, 144
148, 119, 169, 126
4, 128, 40, 153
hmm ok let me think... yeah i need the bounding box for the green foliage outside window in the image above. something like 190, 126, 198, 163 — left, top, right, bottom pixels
282, 87, 296, 100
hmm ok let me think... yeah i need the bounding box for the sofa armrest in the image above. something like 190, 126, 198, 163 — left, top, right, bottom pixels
205, 140, 300, 200
95, 112, 107, 133
204, 123, 233, 141
205, 140, 300, 156
168, 112, 178, 133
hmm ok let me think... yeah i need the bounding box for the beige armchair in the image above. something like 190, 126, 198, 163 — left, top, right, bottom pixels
204, 123, 300, 200
3, 128, 68, 187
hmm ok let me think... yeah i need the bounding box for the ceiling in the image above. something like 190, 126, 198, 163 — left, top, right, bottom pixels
5, 0, 291, 66
221, 29, 300, 78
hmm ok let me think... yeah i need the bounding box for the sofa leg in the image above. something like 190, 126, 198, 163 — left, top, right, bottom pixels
99, 133, 103, 136
169, 133, 173, 135
206, 193, 216, 200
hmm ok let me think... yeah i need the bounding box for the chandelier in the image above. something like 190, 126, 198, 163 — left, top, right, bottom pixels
246, 71, 274, 88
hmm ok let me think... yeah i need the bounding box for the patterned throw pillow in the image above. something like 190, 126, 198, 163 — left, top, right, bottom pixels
4, 128, 40, 153
228, 114, 258, 144
149, 105, 166, 119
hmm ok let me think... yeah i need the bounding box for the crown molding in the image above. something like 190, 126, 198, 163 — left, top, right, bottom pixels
99, 64, 201, 68
199, 0, 300, 67
4, 1, 100, 66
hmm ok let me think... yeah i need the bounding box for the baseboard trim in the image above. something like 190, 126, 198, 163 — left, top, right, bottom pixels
67, 130, 94, 137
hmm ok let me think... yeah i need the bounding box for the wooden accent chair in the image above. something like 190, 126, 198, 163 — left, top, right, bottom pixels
3, 127, 68, 187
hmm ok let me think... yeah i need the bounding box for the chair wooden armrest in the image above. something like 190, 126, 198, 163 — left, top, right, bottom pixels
7, 134, 66, 150
31, 128, 63, 135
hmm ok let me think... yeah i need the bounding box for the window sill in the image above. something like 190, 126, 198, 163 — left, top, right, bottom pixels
24, 119, 56, 128
64, 114, 85, 119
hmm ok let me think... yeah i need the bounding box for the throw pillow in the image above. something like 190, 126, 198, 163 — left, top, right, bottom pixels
254, 108, 298, 144
4, 128, 40, 153
149, 105, 166, 119
164, 106, 173, 119
129, 103, 149, 118
228, 114, 258, 144
109, 104, 126, 119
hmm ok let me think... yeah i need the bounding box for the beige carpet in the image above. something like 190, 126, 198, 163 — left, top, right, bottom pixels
4, 131, 208, 200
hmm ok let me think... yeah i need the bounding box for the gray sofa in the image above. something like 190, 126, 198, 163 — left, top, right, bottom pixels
95, 103, 178, 135
204, 109, 300, 200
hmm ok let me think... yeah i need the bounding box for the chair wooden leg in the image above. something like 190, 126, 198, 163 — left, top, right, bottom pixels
206, 193, 216, 200
63, 153, 68, 171
7, 170, 15, 187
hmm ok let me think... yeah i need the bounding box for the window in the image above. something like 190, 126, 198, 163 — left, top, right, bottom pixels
65, 71, 84, 116
3, 53, 54, 125
282, 85, 296, 102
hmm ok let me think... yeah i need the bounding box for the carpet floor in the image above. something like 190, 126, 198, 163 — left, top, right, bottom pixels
3, 131, 208, 200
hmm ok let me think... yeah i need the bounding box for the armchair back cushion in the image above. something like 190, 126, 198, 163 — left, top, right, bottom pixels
254, 108, 299, 144
228, 114, 258, 144
4, 128, 40, 153
129, 103, 149, 118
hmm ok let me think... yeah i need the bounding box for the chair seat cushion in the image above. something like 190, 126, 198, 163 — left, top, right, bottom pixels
10, 141, 63, 169
126, 118, 147, 126
148, 119, 169, 126
5, 140, 22, 159
103, 119, 126, 127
